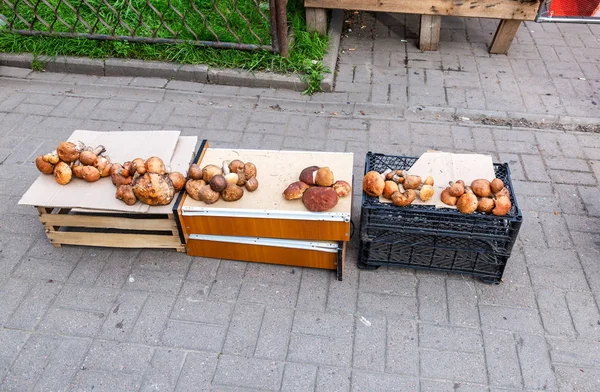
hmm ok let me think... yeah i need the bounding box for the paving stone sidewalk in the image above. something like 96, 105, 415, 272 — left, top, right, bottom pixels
1, 66, 599, 391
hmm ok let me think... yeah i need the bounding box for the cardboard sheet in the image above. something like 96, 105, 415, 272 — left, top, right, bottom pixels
19, 130, 198, 213
183, 149, 354, 216
379, 151, 496, 208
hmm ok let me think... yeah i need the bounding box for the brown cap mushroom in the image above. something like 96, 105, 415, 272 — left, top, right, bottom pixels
244, 162, 257, 179
391, 188, 417, 207
53, 162, 72, 185
418, 184, 434, 202
132, 158, 146, 175
116, 185, 137, 205
456, 187, 478, 214
448, 180, 465, 197
202, 164, 223, 183
362, 171, 385, 197
332, 180, 352, 197
198, 184, 220, 204
402, 173, 422, 190
229, 160, 245, 174
477, 197, 495, 213
185, 179, 206, 201
471, 179, 492, 198
245, 177, 259, 192
35, 156, 54, 174
209, 174, 228, 193
145, 157, 166, 175
299, 166, 319, 185
283, 181, 309, 200
221, 184, 244, 202
188, 163, 203, 180
302, 187, 339, 212
491, 178, 505, 194
81, 166, 101, 182
168, 172, 187, 192
440, 187, 458, 206
132, 173, 175, 206
382, 180, 399, 200
492, 196, 512, 216
57, 141, 81, 163
315, 167, 334, 187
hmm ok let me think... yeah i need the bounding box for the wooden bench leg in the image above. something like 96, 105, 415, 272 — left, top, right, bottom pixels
306, 8, 327, 35
490, 19, 521, 54
419, 15, 442, 51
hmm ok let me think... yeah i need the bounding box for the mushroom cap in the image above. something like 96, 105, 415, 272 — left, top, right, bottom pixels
456, 192, 478, 214
198, 184, 220, 204
440, 188, 458, 206
391, 189, 417, 207
202, 164, 223, 183
79, 150, 97, 166
188, 164, 203, 180
332, 180, 352, 197
244, 162, 257, 179
57, 142, 80, 163
471, 179, 492, 198
245, 177, 259, 192
35, 156, 54, 174
145, 156, 166, 175
209, 174, 228, 192
491, 178, 505, 194
382, 180, 399, 200
418, 184, 434, 202
403, 175, 422, 190
362, 171, 385, 197
492, 196, 512, 216
302, 187, 339, 212
315, 167, 334, 187
185, 179, 206, 201
229, 160, 245, 174
221, 184, 244, 202
299, 166, 319, 185
116, 185, 137, 205
53, 162, 72, 185
283, 181, 309, 200
132, 172, 175, 206
448, 181, 465, 197
168, 172, 187, 192
477, 197, 495, 213
81, 166, 101, 182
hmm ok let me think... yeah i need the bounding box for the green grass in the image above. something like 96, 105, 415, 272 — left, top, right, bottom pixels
0, 0, 329, 94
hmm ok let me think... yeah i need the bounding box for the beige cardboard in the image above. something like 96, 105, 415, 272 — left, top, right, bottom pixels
19, 130, 198, 213
379, 151, 496, 208
183, 149, 353, 216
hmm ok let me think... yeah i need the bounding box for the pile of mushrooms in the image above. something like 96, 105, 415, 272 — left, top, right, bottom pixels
111, 156, 186, 206
282, 166, 352, 212
185, 159, 258, 204
36, 141, 111, 185
362, 169, 434, 207
441, 178, 512, 216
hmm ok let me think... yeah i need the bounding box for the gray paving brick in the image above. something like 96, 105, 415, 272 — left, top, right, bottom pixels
37, 307, 106, 337
359, 268, 416, 297
140, 348, 185, 392
5, 280, 61, 330
13, 256, 76, 282
223, 303, 264, 356
352, 314, 385, 371
68, 370, 141, 392
417, 276, 448, 324
421, 380, 488, 392
97, 291, 148, 342
537, 289, 577, 337
550, 169, 597, 186
213, 355, 283, 390
565, 292, 600, 340
1, 333, 61, 391
421, 349, 487, 384
554, 365, 600, 392
555, 184, 587, 215
357, 291, 417, 319
479, 306, 543, 334
420, 324, 483, 353
174, 351, 218, 391
293, 310, 354, 338
386, 319, 418, 376
0, 278, 32, 326
516, 334, 557, 390
238, 278, 298, 307
547, 336, 600, 368
280, 362, 317, 392
578, 250, 600, 295
483, 330, 522, 389
477, 281, 536, 308
288, 331, 353, 367
538, 212, 575, 248
252, 306, 293, 361
161, 320, 226, 352
55, 285, 119, 312
296, 269, 329, 311
578, 185, 600, 217
31, 336, 90, 392
129, 294, 175, 346
351, 372, 418, 392
83, 340, 154, 373
447, 279, 479, 327
528, 265, 589, 291
315, 367, 350, 392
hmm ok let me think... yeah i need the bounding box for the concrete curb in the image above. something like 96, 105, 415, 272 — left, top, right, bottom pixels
0, 14, 343, 92
320, 9, 344, 92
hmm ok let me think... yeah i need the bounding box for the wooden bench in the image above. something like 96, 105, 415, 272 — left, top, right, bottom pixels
305, 0, 541, 54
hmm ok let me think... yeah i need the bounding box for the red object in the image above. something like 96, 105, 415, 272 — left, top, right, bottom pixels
549, 0, 600, 16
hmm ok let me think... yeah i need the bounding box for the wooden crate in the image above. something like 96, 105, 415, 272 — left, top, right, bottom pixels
37, 207, 185, 252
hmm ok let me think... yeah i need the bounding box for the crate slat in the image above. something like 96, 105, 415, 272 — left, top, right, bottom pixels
46, 231, 185, 251
39, 213, 178, 231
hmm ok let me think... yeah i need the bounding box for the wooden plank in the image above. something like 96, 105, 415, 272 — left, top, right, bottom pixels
489, 19, 521, 54
420, 15, 442, 51
306, 8, 328, 35
46, 231, 184, 251
186, 239, 337, 269
181, 215, 350, 242
304, 0, 540, 21
39, 214, 178, 231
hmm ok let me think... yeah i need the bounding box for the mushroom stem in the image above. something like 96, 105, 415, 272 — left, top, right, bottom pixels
91, 145, 106, 156
222, 160, 231, 175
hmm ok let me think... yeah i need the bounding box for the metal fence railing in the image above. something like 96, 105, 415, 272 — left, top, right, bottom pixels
0, 0, 289, 55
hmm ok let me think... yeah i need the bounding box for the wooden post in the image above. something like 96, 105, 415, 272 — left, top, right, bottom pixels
276, 0, 289, 57
489, 19, 521, 54
306, 8, 328, 35
419, 15, 442, 51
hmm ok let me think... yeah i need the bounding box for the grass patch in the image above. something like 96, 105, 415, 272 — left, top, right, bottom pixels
0, 0, 329, 93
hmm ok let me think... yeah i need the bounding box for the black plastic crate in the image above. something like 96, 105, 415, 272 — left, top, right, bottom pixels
358, 152, 523, 284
